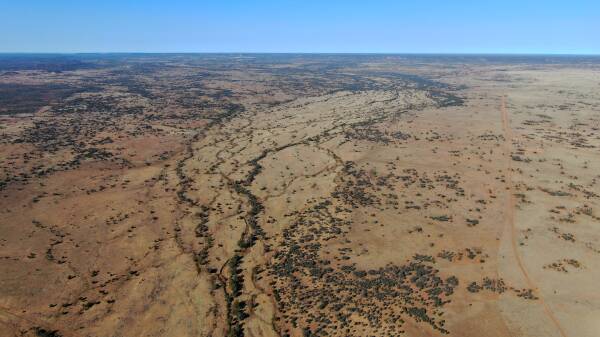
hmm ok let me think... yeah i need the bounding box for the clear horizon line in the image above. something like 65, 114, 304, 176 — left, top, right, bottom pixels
1, 51, 600, 56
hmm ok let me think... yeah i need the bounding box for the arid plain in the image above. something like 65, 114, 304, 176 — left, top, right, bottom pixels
1, 54, 599, 337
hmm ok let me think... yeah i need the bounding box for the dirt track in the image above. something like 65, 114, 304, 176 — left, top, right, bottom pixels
501, 95, 569, 337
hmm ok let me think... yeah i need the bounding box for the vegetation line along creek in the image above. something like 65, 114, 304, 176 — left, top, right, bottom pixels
2, 54, 595, 337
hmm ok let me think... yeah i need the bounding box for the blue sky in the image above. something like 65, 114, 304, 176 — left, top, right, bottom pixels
1, 0, 598, 54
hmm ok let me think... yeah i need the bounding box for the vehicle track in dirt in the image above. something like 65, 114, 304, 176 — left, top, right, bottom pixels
501, 95, 569, 337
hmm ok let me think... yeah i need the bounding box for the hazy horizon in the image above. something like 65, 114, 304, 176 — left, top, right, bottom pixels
1, 52, 600, 56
